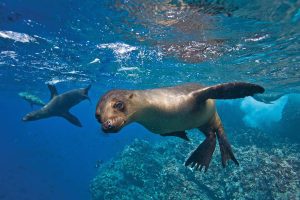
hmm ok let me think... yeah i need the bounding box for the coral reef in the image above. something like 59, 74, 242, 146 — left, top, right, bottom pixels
90, 129, 300, 200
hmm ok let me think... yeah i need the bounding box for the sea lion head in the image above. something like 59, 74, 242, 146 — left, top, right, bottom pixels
22, 110, 41, 121
95, 90, 136, 133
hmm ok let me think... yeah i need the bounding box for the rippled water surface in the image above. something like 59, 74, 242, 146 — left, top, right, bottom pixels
1, 0, 300, 199
1, 0, 300, 92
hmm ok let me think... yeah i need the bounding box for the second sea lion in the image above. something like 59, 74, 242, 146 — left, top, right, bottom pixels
22, 84, 91, 127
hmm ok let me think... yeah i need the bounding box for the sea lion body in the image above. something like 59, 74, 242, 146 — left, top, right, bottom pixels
129, 84, 216, 134
45, 89, 89, 112
22, 84, 91, 127
96, 82, 264, 171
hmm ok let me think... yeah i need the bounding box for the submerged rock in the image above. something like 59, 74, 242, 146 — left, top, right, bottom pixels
275, 94, 300, 142
90, 130, 300, 200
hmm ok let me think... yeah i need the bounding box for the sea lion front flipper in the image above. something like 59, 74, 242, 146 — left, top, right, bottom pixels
61, 112, 82, 127
47, 84, 58, 99
160, 131, 190, 141
192, 82, 265, 102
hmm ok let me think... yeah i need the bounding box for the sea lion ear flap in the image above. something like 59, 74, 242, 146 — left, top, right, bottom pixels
47, 84, 58, 99
192, 82, 265, 102
128, 93, 135, 99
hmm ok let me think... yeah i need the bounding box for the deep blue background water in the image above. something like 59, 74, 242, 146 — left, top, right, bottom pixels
1, 0, 300, 199
0, 89, 161, 199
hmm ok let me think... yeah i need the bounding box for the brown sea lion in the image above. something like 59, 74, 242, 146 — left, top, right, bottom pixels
95, 82, 264, 171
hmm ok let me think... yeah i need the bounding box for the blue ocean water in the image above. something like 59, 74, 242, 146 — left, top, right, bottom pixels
0, 0, 300, 199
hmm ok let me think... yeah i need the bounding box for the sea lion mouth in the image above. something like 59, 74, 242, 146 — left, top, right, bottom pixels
102, 117, 125, 133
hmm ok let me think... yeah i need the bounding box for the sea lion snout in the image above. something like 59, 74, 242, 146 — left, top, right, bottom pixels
101, 117, 125, 133
96, 110, 126, 133
96, 90, 135, 133
22, 113, 34, 121
22, 116, 29, 121
102, 120, 113, 130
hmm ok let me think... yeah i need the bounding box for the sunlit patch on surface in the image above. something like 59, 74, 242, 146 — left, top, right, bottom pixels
97, 43, 138, 60
0, 31, 36, 43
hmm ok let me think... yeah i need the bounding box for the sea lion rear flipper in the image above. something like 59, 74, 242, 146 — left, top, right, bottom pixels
84, 84, 92, 103
61, 112, 82, 127
47, 84, 58, 99
84, 84, 91, 93
160, 131, 190, 141
192, 82, 265, 102
216, 125, 239, 167
185, 131, 216, 172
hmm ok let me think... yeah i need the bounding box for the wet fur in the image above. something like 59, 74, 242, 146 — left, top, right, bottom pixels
96, 82, 264, 171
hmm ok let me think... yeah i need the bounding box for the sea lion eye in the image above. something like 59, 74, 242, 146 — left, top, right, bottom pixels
113, 101, 124, 111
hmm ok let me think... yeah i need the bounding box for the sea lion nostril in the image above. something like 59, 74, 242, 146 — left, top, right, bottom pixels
107, 120, 113, 129
103, 120, 113, 129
